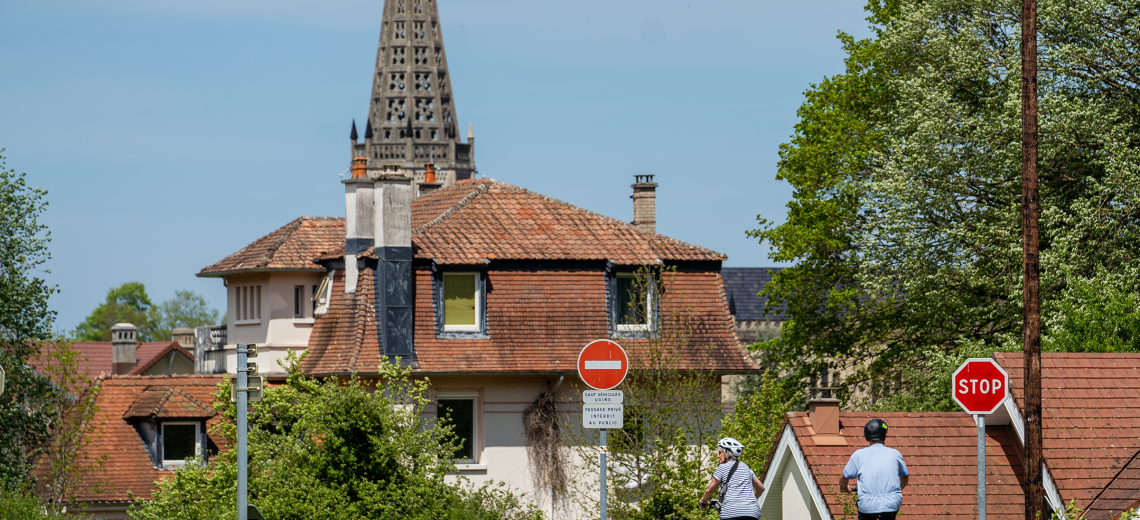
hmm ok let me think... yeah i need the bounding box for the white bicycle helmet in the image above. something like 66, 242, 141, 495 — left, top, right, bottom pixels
717, 437, 744, 458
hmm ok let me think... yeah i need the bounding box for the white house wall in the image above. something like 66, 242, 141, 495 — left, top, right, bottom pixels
224, 272, 322, 376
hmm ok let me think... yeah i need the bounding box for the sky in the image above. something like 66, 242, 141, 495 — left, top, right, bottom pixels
0, 0, 872, 334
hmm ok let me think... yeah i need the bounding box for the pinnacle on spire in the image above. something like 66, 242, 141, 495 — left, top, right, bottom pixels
350, 119, 359, 141
364, 119, 373, 140
467, 122, 474, 140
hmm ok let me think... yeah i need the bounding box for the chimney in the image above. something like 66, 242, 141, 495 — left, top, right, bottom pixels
808, 387, 840, 436
631, 174, 658, 234
374, 165, 415, 361
343, 156, 375, 293
111, 323, 138, 375
172, 327, 194, 348
418, 162, 443, 197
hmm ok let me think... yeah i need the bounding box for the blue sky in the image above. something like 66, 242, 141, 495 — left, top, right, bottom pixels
0, 0, 872, 333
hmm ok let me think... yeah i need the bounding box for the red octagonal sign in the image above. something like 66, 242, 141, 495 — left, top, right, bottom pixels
952, 358, 1009, 414
577, 340, 629, 390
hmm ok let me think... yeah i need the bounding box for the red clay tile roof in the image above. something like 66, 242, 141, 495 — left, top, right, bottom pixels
127, 342, 195, 376
199, 216, 343, 276
1084, 449, 1140, 520
66, 375, 228, 504
29, 341, 193, 382
201, 179, 724, 275
995, 352, 1140, 517
779, 412, 1026, 520
123, 387, 217, 419
302, 267, 757, 375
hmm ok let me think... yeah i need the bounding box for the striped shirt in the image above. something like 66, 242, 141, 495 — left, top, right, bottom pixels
713, 460, 761, 519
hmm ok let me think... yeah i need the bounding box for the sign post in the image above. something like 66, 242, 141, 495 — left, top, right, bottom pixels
578, 340, 629, 520
235, 344, 261, 520
952, 358, 1009, 520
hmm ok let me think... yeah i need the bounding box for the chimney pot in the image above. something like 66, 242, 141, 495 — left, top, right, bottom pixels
424, 162, 436, 183
351, 156, 367, 179
111, 322, 138, 375
631, 174, 658, 234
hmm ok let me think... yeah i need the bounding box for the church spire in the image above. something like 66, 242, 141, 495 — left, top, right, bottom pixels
358, 0, 475, 191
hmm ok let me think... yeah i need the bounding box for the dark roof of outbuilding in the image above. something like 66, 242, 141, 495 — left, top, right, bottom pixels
721, 267, 786, 321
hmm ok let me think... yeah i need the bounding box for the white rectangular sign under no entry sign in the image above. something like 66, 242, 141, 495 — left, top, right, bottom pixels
583, 390, 623, 404
583, 404, 623, 429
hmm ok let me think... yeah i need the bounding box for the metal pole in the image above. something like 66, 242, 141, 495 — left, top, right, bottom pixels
237, 344, 248, 520
1020, 0, 1044, 517
600, 428, 607, 520
977, 414, 986, 520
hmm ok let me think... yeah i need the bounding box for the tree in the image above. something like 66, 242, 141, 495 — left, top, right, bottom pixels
129, 354, 542, 520
35, 340, 108, 513
73, 282, 156, 342
720, 371, 796, 475
74, 284, 220, 342
753, 0, 1140, 402
151, 290, 221, 341
0, 152, 58, 492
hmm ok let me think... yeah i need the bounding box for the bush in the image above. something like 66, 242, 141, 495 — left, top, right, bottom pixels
130, 354, 542, 520
0, 489, 57, 520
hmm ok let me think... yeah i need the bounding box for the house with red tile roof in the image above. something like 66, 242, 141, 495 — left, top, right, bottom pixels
47, 375, 226, 519
30, 325, 196, 384
196, 164, 758, 507
759, 353, 1140, 520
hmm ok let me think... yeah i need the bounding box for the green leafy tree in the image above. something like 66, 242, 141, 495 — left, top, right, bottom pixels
720, 371, 797, 474
754, 0, 1140, 402
0, 152, 58, 492
130, 354, 542, 520
151, 290, 221, 341
73, 282, 157, 342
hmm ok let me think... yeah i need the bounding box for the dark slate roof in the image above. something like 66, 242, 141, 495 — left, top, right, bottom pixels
722, 267, 786, 321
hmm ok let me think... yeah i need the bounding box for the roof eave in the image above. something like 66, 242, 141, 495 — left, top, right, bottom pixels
196, 267, 328, 278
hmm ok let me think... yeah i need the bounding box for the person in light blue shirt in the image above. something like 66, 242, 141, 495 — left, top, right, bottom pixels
839, 419, 909, 520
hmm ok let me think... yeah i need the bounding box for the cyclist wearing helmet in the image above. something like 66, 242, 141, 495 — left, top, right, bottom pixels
699, 437, 763, 520
839, 419, 909, 520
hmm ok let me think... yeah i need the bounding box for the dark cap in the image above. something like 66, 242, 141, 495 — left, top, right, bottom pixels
864, 419, 888, 442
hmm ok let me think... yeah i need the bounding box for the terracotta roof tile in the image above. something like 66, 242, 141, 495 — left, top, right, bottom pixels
995, 352, 1140, 517
60, 375, 228, 504
122, 386, 217, 419
29, 341, 193, 383
202, 180, 724, 276
302, 268, 757, 375
779, 412, 1026, 520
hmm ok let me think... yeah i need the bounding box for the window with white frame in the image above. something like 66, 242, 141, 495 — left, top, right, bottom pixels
235, 285, 262, 322
443, 272, 480, 331
615, 273, 653, 331
437, 392, 478, 463
311, 273, 333, 315
161, 422, 201, 466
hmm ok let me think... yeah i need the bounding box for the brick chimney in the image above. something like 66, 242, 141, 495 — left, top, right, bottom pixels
111, 323, 138, 375
343, 156, 374, 293
631, 174, 657, 234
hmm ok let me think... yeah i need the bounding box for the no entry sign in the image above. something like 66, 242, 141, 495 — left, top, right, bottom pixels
577, 340, 629, 390
952, 358, 1009, 414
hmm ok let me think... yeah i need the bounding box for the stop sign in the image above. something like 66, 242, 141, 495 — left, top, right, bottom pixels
952, 358, 1009, 414
577, 340, 629, 390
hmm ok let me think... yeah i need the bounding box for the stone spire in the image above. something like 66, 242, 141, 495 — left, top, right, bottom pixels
352, 0, 475, 193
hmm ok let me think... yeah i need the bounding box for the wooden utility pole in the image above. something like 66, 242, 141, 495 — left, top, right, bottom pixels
1020, 0, 1044, 518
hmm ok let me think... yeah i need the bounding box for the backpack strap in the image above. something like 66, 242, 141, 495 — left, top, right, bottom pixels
718, 460, 741, 504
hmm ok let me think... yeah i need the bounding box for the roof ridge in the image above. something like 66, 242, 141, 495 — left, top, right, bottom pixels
1084, 447, 1140, 515
414, 180, 494, 235
476, 181, 726, 260
258, 217, 307, 267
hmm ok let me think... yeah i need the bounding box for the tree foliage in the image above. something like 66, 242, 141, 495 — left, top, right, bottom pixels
130, 354, 542, 520
720, 371, 797, 475
0, 153, 58, 491
753, 0, 1140, 404
74, 283, 219, 342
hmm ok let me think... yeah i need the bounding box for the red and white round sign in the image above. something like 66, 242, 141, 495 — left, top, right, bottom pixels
952, 358, 1009, 414
577, 340, 629, 390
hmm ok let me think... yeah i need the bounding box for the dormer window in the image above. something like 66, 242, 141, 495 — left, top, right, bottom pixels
433, 270, 488, 338
124, 386, 217, 469
312, 272, 333, 315
161, 422, 201, 467
609, 271, 656, 338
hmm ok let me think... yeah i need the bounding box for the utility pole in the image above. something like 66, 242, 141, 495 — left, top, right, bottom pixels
1020, 0, 1044, 518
